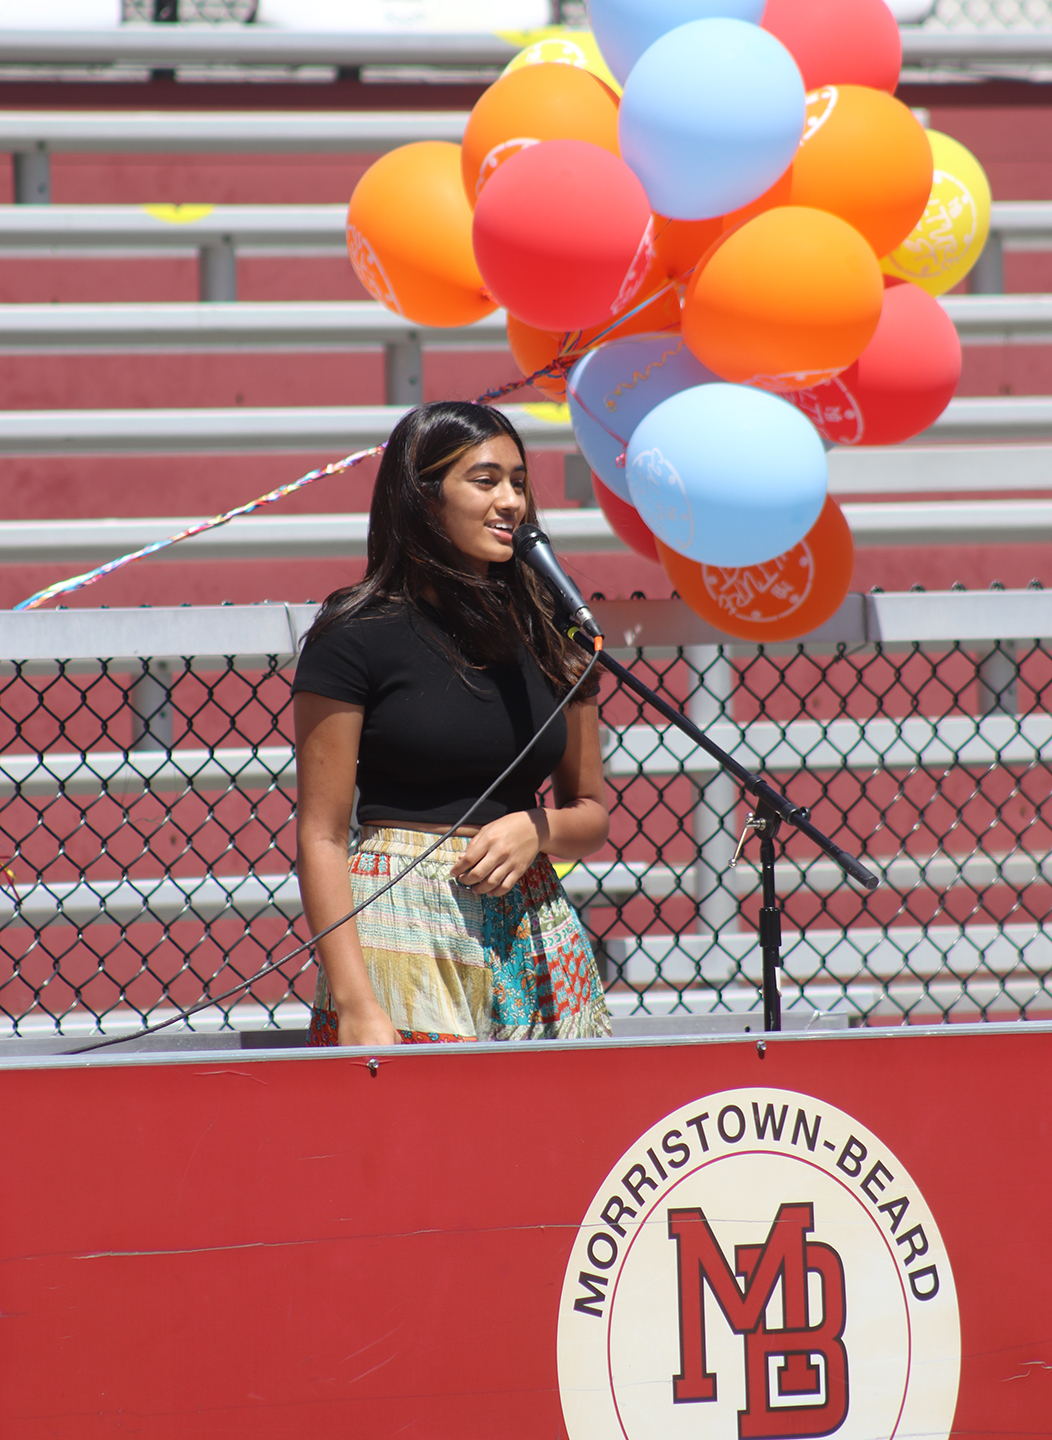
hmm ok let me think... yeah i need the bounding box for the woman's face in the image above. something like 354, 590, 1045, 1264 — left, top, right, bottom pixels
437, 435, 528, 575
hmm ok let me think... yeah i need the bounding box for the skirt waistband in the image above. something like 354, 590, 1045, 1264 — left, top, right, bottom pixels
354, 824, 472, 863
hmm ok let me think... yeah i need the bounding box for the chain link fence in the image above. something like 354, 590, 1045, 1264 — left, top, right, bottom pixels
924, 0, 1052, 28
122, 0, 258, 21
120, 0, 1052, 28
1, 600, 1050, 1038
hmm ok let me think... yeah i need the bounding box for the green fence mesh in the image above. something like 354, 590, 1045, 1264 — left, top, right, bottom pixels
1, 633, 1049, 1036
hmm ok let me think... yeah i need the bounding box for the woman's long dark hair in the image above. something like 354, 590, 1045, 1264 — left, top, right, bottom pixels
304, 402, 592, 697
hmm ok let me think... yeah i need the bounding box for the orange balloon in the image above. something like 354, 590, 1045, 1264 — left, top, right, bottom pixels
460, 63, 620, 207
506, 264, 681, 401
651, 214, 723, 282
657, 495, 854, 641
682, 206, 883, 392
347, 142, 495, 328
507, 316, 568, 399
790, 86, 933, 259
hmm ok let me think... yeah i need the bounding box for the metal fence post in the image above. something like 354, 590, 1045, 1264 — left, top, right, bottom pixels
384, 335, 423, 406
686, 645, 739, 937
130, 661, 174, 752
971, 231, 1004, 294
978, 640, 1018, 715
198, 239, 237, 303
13, 149, 50, 205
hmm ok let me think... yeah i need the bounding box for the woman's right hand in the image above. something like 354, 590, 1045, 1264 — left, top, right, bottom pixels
337, 1004, 403, 1048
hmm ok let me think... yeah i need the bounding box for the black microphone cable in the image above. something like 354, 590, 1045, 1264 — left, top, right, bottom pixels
67, 637, 603, 1056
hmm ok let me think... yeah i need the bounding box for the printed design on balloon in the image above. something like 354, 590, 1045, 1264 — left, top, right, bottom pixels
801, 85, 839, 145
604, 340, 685, 411
745, 365, 847, 393
516, 38, 592, 68
703, 544, 815, 624
610, 217, 657, 317
476, 136, 541, 196
784, 374, 864, 445
630, 446, 694, 551
346, 223, 403, 316
892, 172, 978, 281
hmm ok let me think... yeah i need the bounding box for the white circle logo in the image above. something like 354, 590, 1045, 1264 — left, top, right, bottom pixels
558, 1087, 960, 1440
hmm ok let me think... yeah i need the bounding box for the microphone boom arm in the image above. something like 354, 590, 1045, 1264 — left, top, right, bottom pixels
565, 626, 879, 1034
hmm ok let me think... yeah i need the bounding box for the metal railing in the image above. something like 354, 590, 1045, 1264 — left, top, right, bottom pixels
0, 294, 1043, 345
0, 111, 467, 158
5, 498, 1052, 568
0, 301, 507, 349
0, 111, 470, 209
1, 591, 1049, 1037
0, 396, 1047, 453
0, 197, 1047, 296
5, 25, 1052, 70
0, 30, 519, 69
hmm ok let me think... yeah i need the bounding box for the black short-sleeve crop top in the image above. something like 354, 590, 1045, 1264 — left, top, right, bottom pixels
291, 599, 568, 826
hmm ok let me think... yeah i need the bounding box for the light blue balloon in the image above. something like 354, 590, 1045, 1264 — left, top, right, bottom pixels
618, 18, 805, 221
567, 335, 718, 504
589, 0, 765, 87
626, 384, 827, 566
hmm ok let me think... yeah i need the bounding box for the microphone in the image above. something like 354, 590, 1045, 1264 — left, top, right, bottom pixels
513, 523, 603, 641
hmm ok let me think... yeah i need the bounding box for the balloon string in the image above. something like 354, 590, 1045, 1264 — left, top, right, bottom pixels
573, 277, 680, 353
564, 375, 631, 449
14, 362, 563, 612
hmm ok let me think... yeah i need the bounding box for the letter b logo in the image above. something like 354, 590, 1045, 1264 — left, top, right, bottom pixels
668, 1203, 848, 1439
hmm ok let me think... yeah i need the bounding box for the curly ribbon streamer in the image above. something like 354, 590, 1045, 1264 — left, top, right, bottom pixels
14, 446, 387, 612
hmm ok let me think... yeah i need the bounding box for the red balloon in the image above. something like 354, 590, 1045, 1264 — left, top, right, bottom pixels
471, 138, 653, 332
783, 278, 962, 448
593, 473, 661, 563
761, 0, 901, 94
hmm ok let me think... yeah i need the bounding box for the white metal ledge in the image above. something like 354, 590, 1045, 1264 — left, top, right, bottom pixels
2, 499, 1051, 568
0, 591, 1048, 668
1, 850, 1041, 931
0, 301, 509, 352
0, 110, 468, 154
0, 31, 516, 70
0, 204, 348, 253
0, 202, 1044, 251
0, 872, 301, 929
0, 745, 295, 799
605, 712, 1052, 780
0, 296, 1041, 350
609, 922, 1052, 989
0, 396, 1047, 456
0, 28, 1046, 72
0, 403, 572, 454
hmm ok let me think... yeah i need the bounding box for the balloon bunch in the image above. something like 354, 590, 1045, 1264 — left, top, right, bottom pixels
346, 0, 991, 642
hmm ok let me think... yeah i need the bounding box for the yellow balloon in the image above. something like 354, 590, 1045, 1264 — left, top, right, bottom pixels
881, 130, 992, 296
498, 26, 621, 95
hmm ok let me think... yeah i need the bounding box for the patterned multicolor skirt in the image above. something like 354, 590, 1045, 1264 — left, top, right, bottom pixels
307, 825, 612, 1045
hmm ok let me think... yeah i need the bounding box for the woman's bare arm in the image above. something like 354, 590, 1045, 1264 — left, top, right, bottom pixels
294, 691, 400, 1046
449, 696, 608, 896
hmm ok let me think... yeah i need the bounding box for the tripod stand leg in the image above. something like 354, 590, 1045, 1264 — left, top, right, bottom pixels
758, 821, 782, 1032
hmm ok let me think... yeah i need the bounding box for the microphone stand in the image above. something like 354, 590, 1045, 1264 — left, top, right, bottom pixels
569, 629, 879, 1032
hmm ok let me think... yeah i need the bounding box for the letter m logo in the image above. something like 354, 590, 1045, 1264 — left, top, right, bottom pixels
668, 1202, 848, 1439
